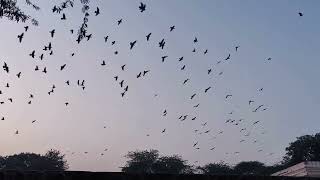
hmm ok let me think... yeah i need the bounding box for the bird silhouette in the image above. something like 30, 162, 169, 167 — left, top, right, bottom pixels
119, 80, 124, 87
137, 72, 142, 78
130, 40, 137, 50
178, 56, 184, 61
191, 117, 197, 121
225, 94, 232, 99
143, 70, 150, 76
94, 7, 100, 16
104, 36, 108, 42
42, 67, 47, 73
2, 62, 9, 73
190, 93, 196, 99
124, 86, 128, 92
15, 130, 19, 135
267, 57, 272, 61
210, 147, 215, 150
194, 37, 198, 43
24, 26, 29, 32
117, 19, 123, 25
161, 56, 168, 62
121, 64, 126, 71
70, 29, 74, 34
235, 46, 240, 51
49, 29, 55, 38
162, 128, 166, 133
170, 25, 175, 32
253, 105, 264, 112
139, 2, 146, 12
66, 80, 70, 85
193, 142, 198, 147
60, 64, 66, 71
39, 54, 44, 60
159, 39, 165, 49
183, 79, 189, 85
101, 60, 106, 66
86, 34, 92, 41
192, 48, 196, 52
17, 33, 24, 43
111, 41, 116, 45
208, 69, 212, 74
253, 121, 260, 125
249, 100, 254, 105
114, 76, 119, 81
181, 65, 186, 70
146, 33, 151, 41
298, 12, 303, 16
163, 110, 167, 116
225, 54, 231, 60
61, 13, 66, 20
29, 50, 35, 58
65, 102, 69, 106
16, 72, 21, 78
204, 49, 208, 55
35, 66, 39, 71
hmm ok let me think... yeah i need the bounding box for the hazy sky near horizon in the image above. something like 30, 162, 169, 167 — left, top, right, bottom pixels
0, 0, 320, 171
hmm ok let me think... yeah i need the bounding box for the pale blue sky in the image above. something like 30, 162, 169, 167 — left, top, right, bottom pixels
0, 0, 319, 171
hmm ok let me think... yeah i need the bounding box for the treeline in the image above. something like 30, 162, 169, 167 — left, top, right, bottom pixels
0, 133, 319, 174
121, 133, 320, 175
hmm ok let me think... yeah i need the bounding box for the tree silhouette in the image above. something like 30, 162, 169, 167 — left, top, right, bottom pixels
121, 149, 193, 174
233, 161, 266, 175
199, 162, 234, 175
0, 149, 68, 171
283, 133, 320, 166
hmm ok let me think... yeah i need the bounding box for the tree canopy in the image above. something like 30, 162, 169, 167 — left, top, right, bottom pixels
0, 149, 68, 171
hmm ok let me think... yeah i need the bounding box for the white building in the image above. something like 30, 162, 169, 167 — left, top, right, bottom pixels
272, 161, 320, 178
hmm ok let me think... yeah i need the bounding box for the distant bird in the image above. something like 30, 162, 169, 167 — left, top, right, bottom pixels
15, 130, 19, 135
42, 67, 47, 73
117, 19, 123, 25
181, 65, 186, 70
119, 80, 124, 87
249, 100, 254, 105
124, 86, 128, 92
114, 76, 119, 81
121, 92, 126, 97
162, 128, 166, 133
194, 37, 198, 43
235, 46, 240, 51
193, 142, 198, 147
259, 88, 264, 92
183, 79, 189, 85
17, 33, 24, 43
3, 62, 9, 73
121, 64, 126, 71
192, 48, 196, 52
60, 64, 66, 71
201, 122, 207, 126
66, 80, 70, 85
169, 25, 175, 32
159, 39, 165, 49
16, 72, 21, 78
137, 72, 142, 78
204, 130, 210, 133
35, 66, 39, 71
70, 29, 74, 34
190, 93, 196, 99
65, 102, 69, 106
178, 56, 184, 61
225, 94, 232, 99
240, 140, 245, 143
130, 40, 137, 50
101, 60, 106, 66
146, 33, 151, 41
24, 26, 29, 32
114, 51, 118, 55
29, 50, 35, 58
104, 36, 108, 42
210, 147, 215, 150
139, 2, 146, 12
267, 57, 272, 61
143, 70, 150, 76
94, 7, 100, 16
86, 34, 92, 41
8, 98, 13, 102
204, 49, 208, 55
191, 117, 197, 121
39, 54, 44, 60
61, 13, 66, 20
163, 110, 167, 116
208, 69, 212, 74
253, 121, 260, 125
49, 29, 55, 38
111, 41, 116, 45
32, 120, 36, 123
298, 12, 303, 16
253, 105, 264, 112
71, 53, 75, 56
225, 54, 231, 60
161, 56, 168, 62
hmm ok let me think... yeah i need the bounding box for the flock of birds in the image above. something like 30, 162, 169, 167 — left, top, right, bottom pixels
1, 1, 305, 166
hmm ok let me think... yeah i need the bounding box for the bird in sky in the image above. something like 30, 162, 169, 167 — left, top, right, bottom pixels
170, 25, 175, 32
249, 100, 254, 105
194, 37, 198, 43
121, 64, 126, 71
60, 64, 66, 71
101, 60, 106, 66
61, 13, 66, 20
24, 26, 29, 32
117, 19, 123, 25
17, 33, 24, 43
146, 33, 151, 41
162, 128, 166, 133
225, 54, 231, 60
29, 50, 35, 58
130, 40, 137, 50
225, 94, 232, 99
139, 2, 146, 12
159, 39, 165, 49
298, 12, 303, 16
49, 29, 55, 38
2, 62, 9, 73
235, 46, 240, 51
161, 56, 168, 62
94, 7, 100, 16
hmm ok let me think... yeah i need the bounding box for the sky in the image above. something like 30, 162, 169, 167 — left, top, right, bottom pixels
0, 0, 320, 172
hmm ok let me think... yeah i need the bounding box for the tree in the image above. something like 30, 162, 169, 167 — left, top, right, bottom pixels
0, 149, 68, 171
283, 133, 320, 166
233, 161, 267, 175
121, 149, 193, 174
121, 149, 159, 174
152, 155, 193, 174
199, 162, 234, 175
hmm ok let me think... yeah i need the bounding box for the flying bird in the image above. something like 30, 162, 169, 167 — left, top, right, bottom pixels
60, 64, 66, 71
17, 33, 24, 43
16, 72, 21, 78
117, 19, 123, 25
139, 2, 146, 12
161, 56, 168, 62
2, 62, 9, 73
29, 50, 35, 58
24, 26, 29, 32
159, 39, 165, 49
101, 60, 106, 66
249, 100, 254, 105
225, 94, 232, 99
146, 33, 151, 41
235, 46, 240, 51
61, 13, 66, 20
49, 29, 55, 38
130, 40, 137, 50
194, 37, 198, 43
169, 25, 175, 32
298, 12, 303, 16
121, 64, 126, 71
183, 79, 189, 85
225, 54, 231, 61
94, 7, 100, 16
